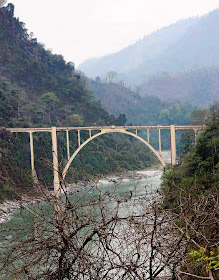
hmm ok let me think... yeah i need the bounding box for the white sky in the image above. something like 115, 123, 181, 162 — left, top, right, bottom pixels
7, 0, 219, 66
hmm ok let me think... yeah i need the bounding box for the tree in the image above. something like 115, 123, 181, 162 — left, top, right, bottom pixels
38, 92, 60, 124
114, 113, 127, 126
158, 109, 171, 125
105, 71, 118, 83
95, 76, 101, 83
64, 113, 83, 126
5, 3, 14, 16
191, 109, 209, 125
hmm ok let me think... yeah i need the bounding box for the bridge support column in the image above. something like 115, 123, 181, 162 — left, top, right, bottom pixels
29, 132, 38, 184
170, 125, 176, 166
147, 129, 149, 143
29, 132, 35, 172
51, 127, 60, 197
78, 130, 81, 147
66, 130, 70, 161
194, 129, 198, 145
158, 129, 162, 156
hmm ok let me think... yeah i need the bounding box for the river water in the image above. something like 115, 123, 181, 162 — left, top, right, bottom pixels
0, 150, 171, 226
0, 151, 171, 279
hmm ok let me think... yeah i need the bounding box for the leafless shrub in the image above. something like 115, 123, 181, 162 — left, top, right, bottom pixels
0, 180, 218, 280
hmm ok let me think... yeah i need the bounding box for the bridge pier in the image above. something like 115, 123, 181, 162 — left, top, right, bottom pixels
147, 129, 149, 143
170, 125, 176, 166
158, 129, 162, 156
78, 130, 81, 147
194, 129, 198, 145
29, 132, 38, 184
66, 130, 70, 161
29, 132, 35, 172
51, 127, 60, 197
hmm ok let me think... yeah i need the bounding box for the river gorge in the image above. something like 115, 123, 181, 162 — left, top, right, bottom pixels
0, 151, 171, 224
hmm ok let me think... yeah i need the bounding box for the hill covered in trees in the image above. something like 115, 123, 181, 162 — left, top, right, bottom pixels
86, 78, 197, 126
138, 66, 219, 107
84, 77, 198, 152
161, 102, 219, 279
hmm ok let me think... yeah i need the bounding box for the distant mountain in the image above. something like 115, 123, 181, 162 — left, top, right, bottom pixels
138, 66, 219, 107
79, 9, 219, 86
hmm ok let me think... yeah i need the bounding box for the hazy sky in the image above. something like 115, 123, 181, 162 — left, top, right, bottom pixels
8, 0, 219, 66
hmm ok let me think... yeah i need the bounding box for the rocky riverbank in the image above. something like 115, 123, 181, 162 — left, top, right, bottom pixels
0, 196, 44, 223
63, 165, 164, 195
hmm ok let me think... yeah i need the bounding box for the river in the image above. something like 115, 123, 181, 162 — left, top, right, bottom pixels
0, 150, 171, 224
0, 151, 171, 279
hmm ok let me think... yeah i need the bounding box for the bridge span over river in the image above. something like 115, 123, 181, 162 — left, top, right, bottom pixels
7, 125, 204, 197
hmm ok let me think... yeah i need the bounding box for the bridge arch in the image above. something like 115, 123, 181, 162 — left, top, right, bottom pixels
62, 129, 166, 179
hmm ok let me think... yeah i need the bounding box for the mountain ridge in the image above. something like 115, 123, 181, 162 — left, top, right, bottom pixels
79, 9, 219, 87
79, 16, 199, 77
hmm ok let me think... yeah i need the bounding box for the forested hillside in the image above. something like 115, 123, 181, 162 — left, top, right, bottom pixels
138, 66, 219, 106
0, 4, 156, 200
84, 77, 198, 151
86, 78, 197, 125
162, 102, 219, 279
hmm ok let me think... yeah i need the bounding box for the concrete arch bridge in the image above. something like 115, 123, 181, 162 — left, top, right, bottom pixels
7, 125, 204, 197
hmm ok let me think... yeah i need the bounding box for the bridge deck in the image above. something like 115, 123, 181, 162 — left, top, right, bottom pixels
5, 125, 204, 133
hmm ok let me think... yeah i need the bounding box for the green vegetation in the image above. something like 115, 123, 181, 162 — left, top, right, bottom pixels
0, 140, 34, 201
161, 102, 219, 279
87, 78, 196, 126
189, 247, 219, 271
